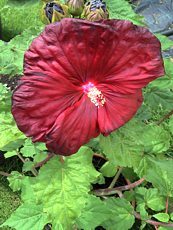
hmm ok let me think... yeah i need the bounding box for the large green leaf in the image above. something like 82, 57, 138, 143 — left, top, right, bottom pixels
148, 59, 173, 90
21, 177, 37, 204
144, 88, 173, 111
144, 59, 173, 113
143, 158, 173, 197
0, 83, 26, 150
102, 198, 135, 230
76, 195, 111, 230
1, 204, 49, 230
31, 147, 100, 229
99, 119, 170, 170
99, 119, 144, 168
0, 26, 43, 76
105, 0, 143, 24
0, 0, 43, 41
141, 125, 170, 154
0, 112, 25, 151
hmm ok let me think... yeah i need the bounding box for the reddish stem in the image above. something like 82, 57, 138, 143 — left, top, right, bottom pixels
34, 153, 55, 168
134, 211, 173, 227
156, 109, 173, 125
93, 178, 145, 196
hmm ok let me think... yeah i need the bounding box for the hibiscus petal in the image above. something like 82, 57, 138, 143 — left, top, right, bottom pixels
97, 87, 143, 134
45, 96, 99, 155
98, 19, 165, 93
53, 18, 120, 83
12, 74, 82, 142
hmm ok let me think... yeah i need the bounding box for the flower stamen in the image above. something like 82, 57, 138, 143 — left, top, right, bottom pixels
82, 82, 106, 107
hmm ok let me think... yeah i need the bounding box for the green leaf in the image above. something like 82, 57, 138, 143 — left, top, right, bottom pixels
4, 150, 17, 158
7, 171, 24, 192
124, 190, 135, 203
122, 167, 138, 181
21, 177, 36, 204
2, 204, 48, 230
0, 26, 43, 76
0, 83, 11, 112
145, 59, 173, 114
105, 0, 143, 24
99, 119, 169, 171
76, 195, 111, 230
22, 161, 35, 172
153, 213, 169, 223
31, 147, 100, 229
145, 158, 173, 197
100, 161, 116, 177
20, 139, 47, 158
141, 125, 170, 154
158, 227, 172, 230
0, 0, 7, 8
99, 119, 144, 169
145, 88, 173, 112
0, 112, 25, 151
156, 34, 173, 50
33, 152, 48, 164
148, 59, 173, 90
102, 198, 135, 230
170, 213, 173, 221
135, 187, 165, 212
136, 203, 148, 220
0, 84, 26, 151
0, 0, 43, 41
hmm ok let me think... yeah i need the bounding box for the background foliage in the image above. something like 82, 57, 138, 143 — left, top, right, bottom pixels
0, 0, 173, 230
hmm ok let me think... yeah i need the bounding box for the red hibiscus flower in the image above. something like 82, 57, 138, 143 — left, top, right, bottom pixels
12, 18, 164, 156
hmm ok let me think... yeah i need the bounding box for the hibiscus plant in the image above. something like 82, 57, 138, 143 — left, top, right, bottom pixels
0, 0, 173, 230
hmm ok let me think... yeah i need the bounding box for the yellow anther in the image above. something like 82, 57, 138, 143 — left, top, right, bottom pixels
82, 82, 106, 107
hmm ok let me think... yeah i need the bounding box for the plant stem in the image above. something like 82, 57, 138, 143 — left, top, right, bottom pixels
125, 178, 136, 208
17, 152, 25, 163
0, 171, 10, 177
156, 109, 173, 125
108, 167, 123, 189
134, 211, 173, 227
93, 178, 145, 196
34, 152, 55, 168
17, 152, 38, 177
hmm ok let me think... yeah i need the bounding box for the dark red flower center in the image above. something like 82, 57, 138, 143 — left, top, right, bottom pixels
82, 82, 106, 107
